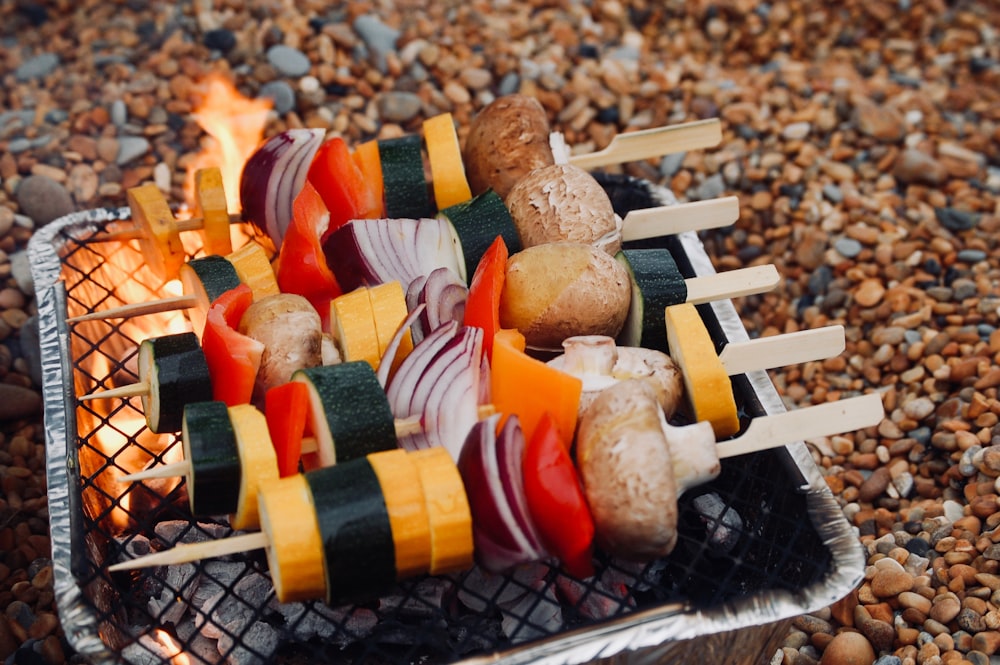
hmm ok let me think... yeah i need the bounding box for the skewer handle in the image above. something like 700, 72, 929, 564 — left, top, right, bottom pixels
79, 381, 150, 402
67, 295, 199, 324
107, 531, 270, 572
568, 118, 723, 170
684, 264, 780, 305
621, 196, 740, 241
716, 393, 884, 459
87, 212, 242, 242
718, 325, 846, 376
117, 460, 192, 483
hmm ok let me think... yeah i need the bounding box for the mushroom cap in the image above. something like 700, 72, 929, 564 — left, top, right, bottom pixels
505, 164, 622, 255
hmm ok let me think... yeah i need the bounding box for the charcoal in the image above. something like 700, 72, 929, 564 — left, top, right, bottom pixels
154, 520, 232, 547
691, 492, 745, 553
191, 561, 251, 609
202, 573, 272, 640
175, 618, 226, 664
499, 579, 562, 643
378, 578, 451, 617
277, 602, 380, 645
120, 632, 187, 665
195, 589, 226, 639
602, 557, 667, 593
555, 574, 633, 621
458, 562, 551, 613
147, 562, 199, 626
217, 620, 280, 665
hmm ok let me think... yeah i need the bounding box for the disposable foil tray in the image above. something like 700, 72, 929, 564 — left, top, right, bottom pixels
29, 177, 864, 665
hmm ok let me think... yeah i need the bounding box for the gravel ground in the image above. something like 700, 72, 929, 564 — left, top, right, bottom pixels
1, 1, 999, 665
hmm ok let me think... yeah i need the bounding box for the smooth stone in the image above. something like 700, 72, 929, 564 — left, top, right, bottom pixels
110, 99, 127, 127
15, 52, 59, 81
376, 91, 422, 123
354, 15, 400, 73
783, 121, 812, 140
259, 80, 296, 115
267, 45, 311, 77
696, 173, 726, 200
203, 28, 236, 52
9, 251, 34, 297
115, 136, 150, 165
957, 249, 988, 264
870, 566, 914, 597
0, 383, 42, 420
835, 237, 863, 258
15, 175, 74, 226
935, 207, 980, 232
820, 631, 876, 665
660, 152, 686, 178
895, 148, 948, 185
823, 183, 844, 203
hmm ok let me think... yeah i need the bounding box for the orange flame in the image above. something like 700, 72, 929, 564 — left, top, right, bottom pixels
154, 629, 191, 665
185, 74, 272, 213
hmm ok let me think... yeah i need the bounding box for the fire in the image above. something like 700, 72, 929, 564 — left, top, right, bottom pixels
184, 73, 272, 213
154, 629, 191, 665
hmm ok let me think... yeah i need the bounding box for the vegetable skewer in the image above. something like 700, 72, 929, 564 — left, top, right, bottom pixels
106, 393, 881, 582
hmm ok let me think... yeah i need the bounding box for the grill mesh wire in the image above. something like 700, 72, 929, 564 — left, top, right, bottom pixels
53, 178, 833, 664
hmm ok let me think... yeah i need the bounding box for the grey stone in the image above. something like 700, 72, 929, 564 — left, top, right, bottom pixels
116, 136, 151, 165
15, 52, 59, 81
822, 183, 844, 203
9, 250, 34, 297
259, 80, 296, 115
957, 249, 988, 264
695, 173, 726, 200
834, 237, 862, 258
266, 45, 311, 77
353, 14, 400, 73
498, 72, 520, 96
111, 99, 128, 127
659, 152, 686, 178
935, 207, 980, 232
7, 138, 32, 154
16, 175, 74, 226
376, 91, 423, 123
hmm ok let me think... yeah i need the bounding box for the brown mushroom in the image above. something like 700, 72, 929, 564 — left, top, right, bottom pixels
239, 294, 324, 403
505, 164, 622, 255
576, 379, 679, 560
462, 95, 555, 200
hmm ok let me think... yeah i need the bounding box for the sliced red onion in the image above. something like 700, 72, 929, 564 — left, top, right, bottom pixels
495, 416, 547, 554
375, 303, 425, 388
239, 128, 325, 249
400, 326, 483, 460
323, 218, 464, 293
418, 267, 468, 337
458, 415, 548, 572
385, 321, 459, 421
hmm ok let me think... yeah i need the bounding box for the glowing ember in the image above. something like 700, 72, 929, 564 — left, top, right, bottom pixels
154, 629, 192, 665
184, 73, 272, 213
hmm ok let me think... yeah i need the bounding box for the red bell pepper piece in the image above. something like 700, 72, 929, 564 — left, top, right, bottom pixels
265, 381, 310, 478
201, 284, 264, 406
308, 136, 381, 241
522, 412, 595, 579
277, 180, 342, 330
463, 235, 508, 362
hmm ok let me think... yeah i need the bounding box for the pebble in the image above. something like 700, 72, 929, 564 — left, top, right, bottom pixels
353, 14, 400, 73
266, 45, 312, 77
259, 80, 296, 115
14, 175, 74, 227
14, 53, 59, 81
376, 91, 423, 123
894, 149, 949, 186
8, 251, 34, 297
0, 384, 41, 420
203, 28, 237, 53
115, 136, 151, 166
834, 238, 863, 259
820, 631, 876, 665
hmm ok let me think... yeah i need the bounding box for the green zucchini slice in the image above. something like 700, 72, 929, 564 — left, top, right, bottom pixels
292, 362, 397, 467
616, 249, 687, 352
378, 134, 433, 218
179, 255, 242, 336
438, 190, 522, 284
306, 458, 396, 604
138, 332, 214, 433
181, 401, 241, 516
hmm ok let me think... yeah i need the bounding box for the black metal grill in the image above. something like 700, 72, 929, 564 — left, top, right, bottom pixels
43, 178, 839, 665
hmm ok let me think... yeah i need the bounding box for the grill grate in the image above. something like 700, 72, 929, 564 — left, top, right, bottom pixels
35, 178, 852, 665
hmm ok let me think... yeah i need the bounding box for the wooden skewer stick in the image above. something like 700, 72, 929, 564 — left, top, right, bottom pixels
93, 213, 243, 243
621, 196, 740, 242
107, 393, 883, 573
716, 392, 884, 459
684, 264, 780, 305
718, 325, 846, 376
567, 118, 723, 170
79, 381, 150, 402
108, 531, 270, 572
67, 295, 199, 324
116, 404, 498, 483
